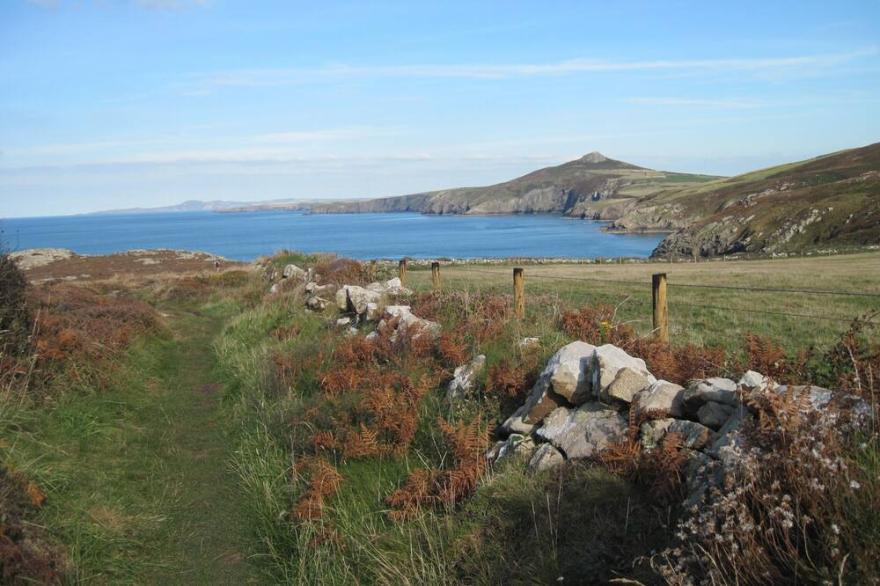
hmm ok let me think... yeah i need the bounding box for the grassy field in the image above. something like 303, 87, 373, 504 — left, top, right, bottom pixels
402, 252, 880, 351
3, 250, 879, 583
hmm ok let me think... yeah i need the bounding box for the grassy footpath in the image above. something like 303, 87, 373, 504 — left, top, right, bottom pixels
3, 303, 258, 583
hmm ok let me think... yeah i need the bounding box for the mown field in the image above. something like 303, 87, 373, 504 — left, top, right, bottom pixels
402, 251, 880, 351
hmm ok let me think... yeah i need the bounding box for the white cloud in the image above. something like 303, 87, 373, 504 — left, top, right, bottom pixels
186, 47, 879, 90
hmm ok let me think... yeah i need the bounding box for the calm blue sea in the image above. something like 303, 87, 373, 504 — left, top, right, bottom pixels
1, 211, 664, 261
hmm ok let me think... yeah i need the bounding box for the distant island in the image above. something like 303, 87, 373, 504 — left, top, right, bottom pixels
98, 143, 880, 259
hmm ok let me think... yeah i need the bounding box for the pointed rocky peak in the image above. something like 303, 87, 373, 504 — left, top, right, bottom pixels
580, 151, 608, 163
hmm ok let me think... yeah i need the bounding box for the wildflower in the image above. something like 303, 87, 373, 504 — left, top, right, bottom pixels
831, 523, 840, 535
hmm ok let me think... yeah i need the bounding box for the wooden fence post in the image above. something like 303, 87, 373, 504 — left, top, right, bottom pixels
398, 258, 408, 286
513, 267, 525, 319
431, 261, 441, 292
652, 273, 669, 343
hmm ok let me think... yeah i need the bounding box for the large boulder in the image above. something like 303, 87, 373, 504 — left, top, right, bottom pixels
446, 355, 486, 402
528, 443, 565, 473
601, 366, 652, 404
591, 344, 655, 398
546, 341, 597, 404
500, 342, 597, 434
633, 380, 686, 417
535, 403, 628, 460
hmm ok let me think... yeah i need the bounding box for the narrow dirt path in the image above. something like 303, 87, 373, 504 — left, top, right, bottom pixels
141, 307, 256, 584
13, 306, 259, 584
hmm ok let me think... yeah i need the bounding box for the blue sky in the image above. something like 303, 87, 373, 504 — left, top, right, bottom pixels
1, 0, 879, 217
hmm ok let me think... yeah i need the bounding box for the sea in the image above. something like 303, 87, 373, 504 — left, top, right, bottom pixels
1, 211, 665, 261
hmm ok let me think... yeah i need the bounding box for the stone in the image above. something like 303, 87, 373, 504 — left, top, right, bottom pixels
535, 403, 628, 460
446, 355, 486, 402
345, 326, 359, 337
365, 331, 379, 341
707, 410, 751, 465
738, 370, 769, 391
633, 380, 685, 417
269, 283, 280, 294
591, 344, 655, 397
335, 288, 349, 311
282, 263, 306, 279
365, 302, 381, 321
500, 375, 567, 435
546, 341, 597, 404
639, 418, 675, 450
384, 277, 412, 296
774, 385, 833, 409
681, 378, 739, 417
696, 401, 736, 430
382, 305, 441, 340
342, 286, 383, 315
518, 337, 541, 350
668, 420, 714, 450
528, 443, 565, 473
306, 296, 328, 311
336, 317, 352, 327
489, 434, 536, 465
601, 366, 652, 404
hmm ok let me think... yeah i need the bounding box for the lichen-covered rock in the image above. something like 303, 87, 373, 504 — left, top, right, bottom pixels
500, 377, 565, 435
633, 380, 685, 417
528, 443, 565, 473
591, 344, 655, 397
518, 337, 541, 350
738, 370, 770, 391
601, 366, 652, 404
446, 355, 486, 402
341, 286, 383, 315
535, 403, 628, 460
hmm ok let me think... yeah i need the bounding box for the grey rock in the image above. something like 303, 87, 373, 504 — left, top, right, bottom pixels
446, 355, 486, 402
306, 296, 328, 311
640, 418, 675, 450
591, 344, 655, 397
681, 378, 739, 418
547, 341, 597, 404
336, 317, 352, 327
738, 370, 770, 391
601, 366, 652, 404
536, 403, 628, 460
633, 380, 685, 417
528, 443, 565, 473
282, 263, 306, 279
696, 401, 736, 429
668, 420, 714, 450
489, 433, 536, 465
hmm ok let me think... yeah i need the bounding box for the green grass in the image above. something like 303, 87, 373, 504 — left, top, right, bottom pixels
402, 252, 880, 353
2, 303, 260, 584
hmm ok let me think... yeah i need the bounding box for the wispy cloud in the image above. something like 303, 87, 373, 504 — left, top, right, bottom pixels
624, 97, 764, 109
185, 47, 878, 91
